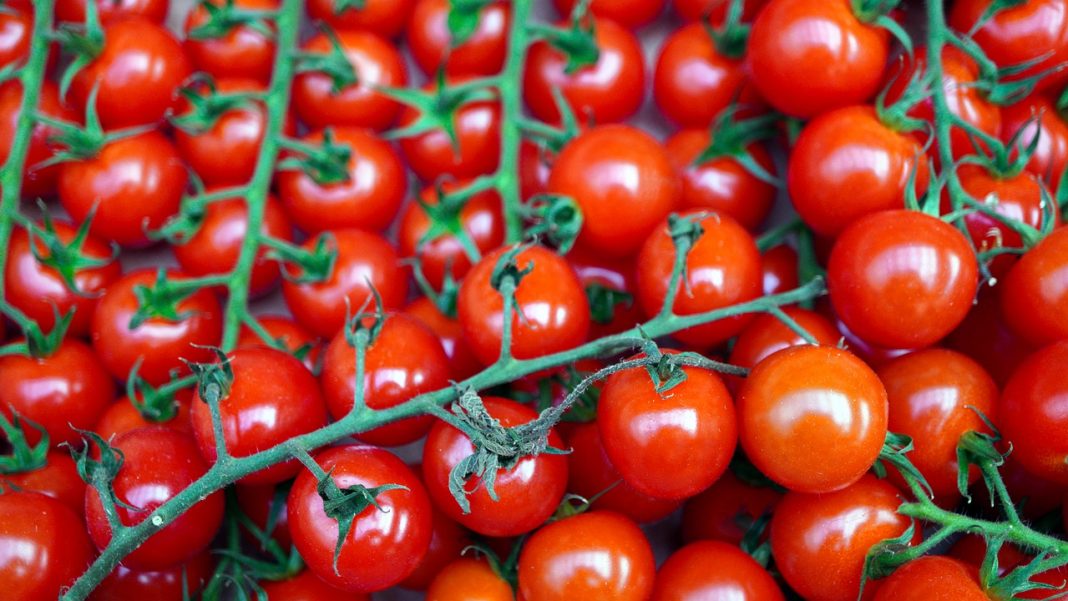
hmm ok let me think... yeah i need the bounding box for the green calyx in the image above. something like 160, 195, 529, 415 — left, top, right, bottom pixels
701, 0, 750, 59
316, 467, 407, 575
15, 201, 118, 298
277, 128, 353, 185
382, 73, 497, 154
53, 0, 104, 101
585, 283, 633, 326
171, 78, 263, 135
40, 84, 155, 166
447, 0, 494, 47
529, 0, 599, 74
188, 0, 275, 41
294, 26, 358, 94
129, 269, 206, 329
522, 193, 583, 254
184, 346, 234, 405
851, 0, 912, 55
266, 232, 337, 284
0, 412, 49, 474
331, 0, 366, 15
125, 364, 190, 423
694, 108, 780, 186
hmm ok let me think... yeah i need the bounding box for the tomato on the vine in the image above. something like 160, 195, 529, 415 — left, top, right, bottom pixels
91, 552, 215, 601
56, 0, 169, 24
997, 341, 1068, 484
999, 226, 1068, 346
0, 81, 76, 199
234, 481, 292, 550
426, 558, 512, 601
652, 540, 785, 600
727, 307, 840, 389
1, 450, 85, 513
761, 244, 799, 296
306, 0, 412, 39
872, 556, 987, 601
1000, 94, 1068, 190
399, 499, 470, 591
237, 314, 322, 371
407, 0, 510, 77
680, 469, 783, 545
184, 0, 277, 84
0, 5, 31, 69
0, 491, 94, 601
946, 287, 1034, 386
94, 392, 194, 441
673, 0, 767, 22
554, 0, 665, 28
405, 297, 482, 381
259, 570, 362, 601
397, 86, 502, 183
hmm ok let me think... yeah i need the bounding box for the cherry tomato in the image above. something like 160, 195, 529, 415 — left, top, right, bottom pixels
518, 511, 655, 601
321, 313, 450, 446
397, 86, 501, 183
636, 211, 762, 348
598, 351, 736, 499
992, 454, 1066, 518
673, 0, 767, 22
94, 393, 194, 441
817, 299, 914, 367
946, 286, 1034, 386
277, 128, 407, 234
0, 81, 77, 198
739, 345, 888, 493
997, 341, 1068, 483
405, 297, 482, 381
59, 131, 188, 248
0, 339, 115, 447
0, 491, 94, 601
771, 475, 915, 601
288, 444, 432, 592
237, 314, 322, 371
1001, 94, 1068, 190
422, 397, 569, 536
306, 0, 412, 39
281, 229, 408, 338
652, 540, 784, 601
520, 139, 553, 200
86, 427, 224, 570
259, 570, 363, 601
69, 18, 191, 129
426, 558, 513, 601
457, 245, 590, 365
292, 30, 406, 131
399, 497, 470, 591
4, 221, 121, 338
56, 0, 169, 23
727, 307, 840, 390
1000, 227, 1068, 346
956, 163, 1048, 277
1, 450, 85, 513
748, 0, 888, 118
554, 0, 664, 28
828, 210, 979, 349
761, 244, 799, 296
184, 0, 277, 83
681, 469, 782, 545
407, 0, 510, 77
549, 125, 680, 258
234, 481, 292, 550
873, 556, 986, 601
567, 248, 644, 339
91, 269, 223, 385
524, 16, 645, 124
950, 534, 1029, 577
666, 128, 775, 231
0, 5, 31, 69
91, 552, 214, 601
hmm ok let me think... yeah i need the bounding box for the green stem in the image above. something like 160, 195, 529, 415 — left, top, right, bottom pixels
497, 0, 533, 243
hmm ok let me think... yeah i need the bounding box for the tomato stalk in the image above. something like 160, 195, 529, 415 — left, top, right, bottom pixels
497, 0, 534, 243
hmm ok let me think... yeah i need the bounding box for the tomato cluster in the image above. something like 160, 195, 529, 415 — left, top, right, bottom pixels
2, 0, 1068, 599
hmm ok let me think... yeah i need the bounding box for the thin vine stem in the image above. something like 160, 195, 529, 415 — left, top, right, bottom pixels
496, 0, 534, 243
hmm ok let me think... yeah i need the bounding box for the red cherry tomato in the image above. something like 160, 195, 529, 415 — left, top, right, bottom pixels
873, 556, 987, 601
739, 345, 888, 493
422, 397, 569, 536
1000, 94, 1068, 190
518, 511, 656, 601
567, 248, 644, 339
0, 81, 77, 198
399, 499, 470, 591
407, 0, 510, 77
91, 269, 223, 385
86, 427, 225, 570
997, 341, 1068, 483
549, 125, 680, 258
306, 0, 413, 39
524, 17, 645, 124
817, 299, 914, 367
520, 139, 553, 200
761, 244, 799, 296
234, 482, 292, 550
673, 0, 767, 22
727, 307, 840, 390
405, 297, 482, 381
457, 245, 590, 365
828, 210, 979, 349
237, 314, 322, 371
554, 0, 665, 28
259, 570, 363, 601
397, 86, 501, 183
1000, 227, 1068, 346
426, 558, 513, 601
946, 286, 1034, 386
652, 540, 785, 601
288, 444, 433, 592
680, 469, 783, 545
56, 0, 169, 23
0, 6, 31, 69
184, 0, 277, 83
0, 491, 94, 601
91, 552, 215, 601
1, 450, 85, 513
94, 393, 194, 441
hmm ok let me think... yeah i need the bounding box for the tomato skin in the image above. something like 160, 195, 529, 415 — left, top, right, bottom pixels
997, 341, 1068, 483
1, 451, 85, 513
307, 0, 412, 38
405, 298, 482, 381
190, 347, 327, 485
407, 0, 510, 77
292, 30, 407, 131
956, 164, 1046, 276
422, 397, 569, 537
518, 511, 655, 601
0, 6, 31, 69
520, 139, 553, 200
399, 501, 470, 590
69, 18, 191, 129
739, 346, 888, 493
673, 0, 767, 22
761, 244, 799, 296
0, 491, 94, 601
321, 314, 451, 446
567, 248, 644, 339
554, 0, 665, 28
872, 556, 986, 601
86, 427, 224, 570
0, 81, 76, 198
636, 211, 762, 348
4, 222, 121, 338
0, 339, 115, 447
458, 245, 590, 365
173, 194, 292, 298
237, 315, 322, 372
259, 570, 363, 601
277, 128, 407, 234
1001, 95, 1068, 189
771, 475, 915, 601
652, 540, 785, 601
398, 183, 504, 289
184, 0, 276, 83
748, 0, 887, 118
288, 444, 433, 592
681, 470, 782, 545
828, 210, 979, 349
524, 17, 645, 124
59, 131, 188, 248
598, 353, 737, 500
426, 558, 513, 601
397, 90, 501, 183
56, 0, 169, 24
947, 287, 1034, 386
281, 229, 408, 339
91, 552, 214, 601
727, 307, 840, 390
1000, 227, 1068, 346
878, 349, 998, 503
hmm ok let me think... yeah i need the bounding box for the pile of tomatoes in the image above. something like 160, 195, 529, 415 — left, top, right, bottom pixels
3, 0, 1068, 599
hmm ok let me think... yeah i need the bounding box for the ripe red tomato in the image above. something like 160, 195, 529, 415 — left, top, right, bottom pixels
748, 0, 888, 117
739, 345, 888, 493
554, 0, 665, 28
956, 163, 1047, 276
457, 245, 590, 365
549, 125, 680, 258
727, 307, 840, 390
518, 511, 656, 601
654, 23, 763, 128
91, 269, 223, 385
597, 352, 736, 499
397, 86, 501, 182
567, 248, 644, 339
828, 210, 979, 349
789, 106, 930, 237
234, 482, 292, 549
0, 491, 94, 601
681, 469, 783, 545
872, 556, 987, 601
0, 5, 31, 69
306, 0, 412, 39
281, 229, 408, 338
0, 339, 115, 447
397, 182, 504, 289
259, 570, 363, 601
184, 0, 277, 83
0, 81, 77, 198
422, 397, 569, 536
817, 299, 914, 368
520, 139, 553, 200
673, 0, 767, 22
86, 427, 225, 570
1001, 95, 1068, 190
1, 450, 85, 513
407, 0, 510, 77
288, 444, 433, 592
237, 314, 322, 372
946, 287, 1034, 386
277, 128, 407, 234
405, 298, 482, 381
997, 341, 1068, 483
292, 30, 407, 131
59, 131, 188, 248
56, 0, 169, 23
666, 128, 774, 231
69, 18, 191, 129
652, 540, 785, 600
993, 454, 1066, 519
771, 475, 915, 601
321, 313, 450, 445
524, 16, 645, 124
92, 552, 214, 601
761, 244, 799, 295
94, 393, 194, 441
635, 211, 762, 348
1000, 227, 1068, 346
399, 500, 470, 590
426, 558, 512, 601
190, 347, 328, 484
